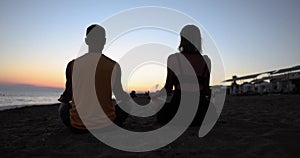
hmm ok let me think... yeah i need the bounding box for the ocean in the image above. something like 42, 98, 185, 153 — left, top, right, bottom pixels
0, 84, 63, 111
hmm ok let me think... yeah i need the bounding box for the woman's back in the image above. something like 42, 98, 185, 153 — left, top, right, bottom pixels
182, 53, 210, 76
157, 24, 211, 126
167, 52, 211, 95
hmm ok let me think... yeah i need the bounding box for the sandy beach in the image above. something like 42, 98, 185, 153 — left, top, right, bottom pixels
0, 95, 300, 157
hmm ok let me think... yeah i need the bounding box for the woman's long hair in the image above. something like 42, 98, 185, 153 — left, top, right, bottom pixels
178, 25, 202, 54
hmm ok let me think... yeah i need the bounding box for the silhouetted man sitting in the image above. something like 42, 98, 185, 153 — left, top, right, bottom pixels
58, 24, 130, 133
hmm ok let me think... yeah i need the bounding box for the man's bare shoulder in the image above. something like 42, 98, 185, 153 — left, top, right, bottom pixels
101, 54, 117, 64
167, 53, 180, 61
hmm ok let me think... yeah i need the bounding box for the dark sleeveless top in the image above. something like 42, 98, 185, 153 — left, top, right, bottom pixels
164, 53, 211, 97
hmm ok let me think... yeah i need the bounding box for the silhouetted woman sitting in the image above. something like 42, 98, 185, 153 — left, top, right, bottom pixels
156, 25, 211, 126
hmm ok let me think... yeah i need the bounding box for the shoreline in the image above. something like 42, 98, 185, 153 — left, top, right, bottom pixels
0, 102, 60, 111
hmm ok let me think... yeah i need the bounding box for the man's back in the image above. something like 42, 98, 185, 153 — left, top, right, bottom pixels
70, 53, 117, 129
95, 54, 117, 121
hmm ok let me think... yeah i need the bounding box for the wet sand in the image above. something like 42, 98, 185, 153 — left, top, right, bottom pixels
0, 95, 299, 157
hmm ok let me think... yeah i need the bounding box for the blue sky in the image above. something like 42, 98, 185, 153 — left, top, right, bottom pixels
0, 0, 300, 88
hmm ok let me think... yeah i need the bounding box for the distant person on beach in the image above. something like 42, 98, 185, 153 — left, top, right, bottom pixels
58, 24, 130, 133
130, 90, 137, 98
155, 25, 211, 126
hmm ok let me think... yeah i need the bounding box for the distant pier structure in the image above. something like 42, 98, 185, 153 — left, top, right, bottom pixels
223, 65, 300, 95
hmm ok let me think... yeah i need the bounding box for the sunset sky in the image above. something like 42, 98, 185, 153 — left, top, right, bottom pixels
1, 0, 300, 92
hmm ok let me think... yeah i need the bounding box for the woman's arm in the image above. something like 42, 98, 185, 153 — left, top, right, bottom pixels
151, 55, 177, 99
203, 55, 211, 96
164, 55, 178, 94
164, 67, 176, 93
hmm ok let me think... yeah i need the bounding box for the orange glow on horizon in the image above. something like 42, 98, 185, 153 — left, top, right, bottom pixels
0, 79, 64, 89
0, 66, 65, 89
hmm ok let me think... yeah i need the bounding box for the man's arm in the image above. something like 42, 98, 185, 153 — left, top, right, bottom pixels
111, 63, 130, 102
58, 60, 74, 103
